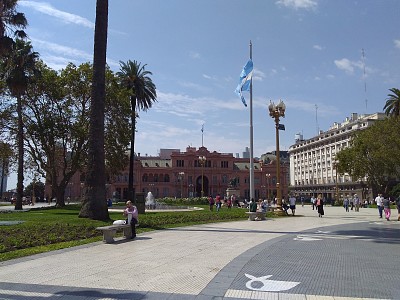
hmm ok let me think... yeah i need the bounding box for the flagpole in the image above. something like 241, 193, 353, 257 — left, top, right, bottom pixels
249, 40, 255, 201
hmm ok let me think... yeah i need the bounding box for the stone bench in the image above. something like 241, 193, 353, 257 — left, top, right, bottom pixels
245, 211, 266, 221
96, 224, 132, 243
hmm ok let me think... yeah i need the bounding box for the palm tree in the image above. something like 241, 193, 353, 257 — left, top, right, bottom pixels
0, 0, 28, 56
117, 60, 157, 203
79, 0, 109, 220
383, 88, 400, 118
1, 39, 38, 210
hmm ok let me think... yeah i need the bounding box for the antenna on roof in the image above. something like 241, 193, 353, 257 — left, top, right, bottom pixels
361, 48, 368, 112
201, 124, 204, 147
315, 104, 319, 135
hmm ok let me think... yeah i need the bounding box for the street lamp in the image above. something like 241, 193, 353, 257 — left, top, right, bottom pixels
199, 156, 207, 197
268, 100, 286, 213
178, 172, 185, 198
265, 173, 271, 200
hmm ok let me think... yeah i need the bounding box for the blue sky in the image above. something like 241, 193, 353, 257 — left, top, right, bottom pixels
6, 0, 400, 189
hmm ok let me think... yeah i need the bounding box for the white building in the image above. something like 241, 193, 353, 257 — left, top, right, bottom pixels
288, 112, 386, 202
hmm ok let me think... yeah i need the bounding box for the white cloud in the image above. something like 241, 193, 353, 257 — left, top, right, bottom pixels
394, 39, 400, 49
313, 44, 323, 50
19, 1, 94, 28
276, 0, 318, 10
334, 58, 363, 74
32, 38, 92, 61
253, 68, 266, 81
189, 51, 201, 59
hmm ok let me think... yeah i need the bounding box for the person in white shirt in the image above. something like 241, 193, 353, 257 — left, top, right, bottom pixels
289, 194, 297, 216
375, 193, 383, 219
311, 196, 316, 210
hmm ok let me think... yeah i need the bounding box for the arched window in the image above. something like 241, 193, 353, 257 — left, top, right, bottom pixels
142, 174, 148, 182
164, 174, 170, 182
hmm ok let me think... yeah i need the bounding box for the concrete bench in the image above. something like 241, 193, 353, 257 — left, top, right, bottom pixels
96, 224, 132, 243
245, 211, 266, 221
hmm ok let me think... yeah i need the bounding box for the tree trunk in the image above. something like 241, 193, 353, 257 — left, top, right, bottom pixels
15, 95, 23, 210
128, 97, 136, 204
79, 0, 109, 220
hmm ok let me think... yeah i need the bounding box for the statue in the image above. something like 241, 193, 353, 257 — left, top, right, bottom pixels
229, 177, 238, 188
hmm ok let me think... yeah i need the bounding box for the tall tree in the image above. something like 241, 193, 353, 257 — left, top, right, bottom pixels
22, 62, 130, 207
383, 88, 400, 118
117, 60, 157, 203
0, 0, 27, 56
1, 39, 38, 210
336, 117, 400, 195
79, 0, 109, 220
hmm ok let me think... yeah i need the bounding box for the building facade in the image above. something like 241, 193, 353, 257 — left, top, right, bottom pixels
62, 146, 289, 202
288, 112, 385, 203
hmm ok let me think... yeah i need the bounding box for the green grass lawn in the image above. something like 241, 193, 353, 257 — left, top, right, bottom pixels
0, 204, 266, 262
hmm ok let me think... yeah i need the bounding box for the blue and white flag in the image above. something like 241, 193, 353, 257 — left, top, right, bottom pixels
234, 59, 253, 107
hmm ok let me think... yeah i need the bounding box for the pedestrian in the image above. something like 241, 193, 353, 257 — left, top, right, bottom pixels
382, 196, 391, 221
289, 194, 296, 216
311, 195, 316, 210
249, 198, 257, 212
226, 197, 232, 209
375, 193, 383, 219
353, 194, 360, 212
231, 194, 239, 207
215, 194, 222, 212
208, 195, 214, 211
123, 200, 138, 239
396, 196, 400, 221
301, 196, 304, 207
343, 195, 349, 212
350, 196, 354, 210
316, 193, 324, 217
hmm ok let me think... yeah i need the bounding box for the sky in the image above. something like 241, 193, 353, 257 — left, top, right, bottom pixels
6, 0, 400, 190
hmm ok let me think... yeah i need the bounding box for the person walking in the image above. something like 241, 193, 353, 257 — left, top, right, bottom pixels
289, 194, 296, 216
375, 193, 383, 219
123, 200, 138, 239
311, 195, 316, 210
215, 194, 222, 212
208, 196, 215, 211
350, 196, 354, 210
343, 195, 349, 212
353, 194, 360, 212
316, 194, 324, 217
396, 196, 400, 221
382, 196, 391, 221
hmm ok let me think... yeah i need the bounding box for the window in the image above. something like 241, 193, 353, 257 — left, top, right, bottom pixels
177, 160, 184, 167
221, 161, 228, 168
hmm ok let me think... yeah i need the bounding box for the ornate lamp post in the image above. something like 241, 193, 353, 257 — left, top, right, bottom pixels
265, 173, 271, 200
268, 100, 286, 212
199, 156, 206, 197
178, 172, 185, 198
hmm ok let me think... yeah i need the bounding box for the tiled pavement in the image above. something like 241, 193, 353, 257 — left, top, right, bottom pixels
0, 204, 399, 299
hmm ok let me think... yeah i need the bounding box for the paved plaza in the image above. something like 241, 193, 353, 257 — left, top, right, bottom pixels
0, 204, 399, 299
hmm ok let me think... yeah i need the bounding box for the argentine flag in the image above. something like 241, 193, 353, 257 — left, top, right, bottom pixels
234, 59, 253, 107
